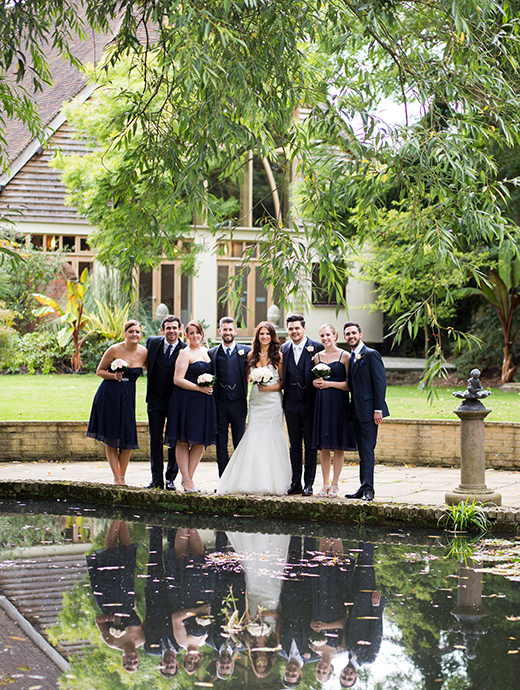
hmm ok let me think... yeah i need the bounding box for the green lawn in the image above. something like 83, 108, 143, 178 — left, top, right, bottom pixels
0, 373, 149, 421
0, 374, 518, 422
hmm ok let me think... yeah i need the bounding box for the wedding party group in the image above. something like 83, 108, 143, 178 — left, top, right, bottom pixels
88, 520, 385, 686
87, 312, 389, 501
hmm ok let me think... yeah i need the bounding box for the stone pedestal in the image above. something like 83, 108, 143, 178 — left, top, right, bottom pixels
445, 400, 502, 506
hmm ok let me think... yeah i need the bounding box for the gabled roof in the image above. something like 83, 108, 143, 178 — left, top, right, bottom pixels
2, 15, 120, 185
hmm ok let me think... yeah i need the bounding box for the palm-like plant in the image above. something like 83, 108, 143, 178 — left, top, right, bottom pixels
33, 268, 91, 371
460, 242, 520, 383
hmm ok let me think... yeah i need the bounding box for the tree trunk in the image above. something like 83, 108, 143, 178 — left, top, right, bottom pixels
501, 343, 516, 383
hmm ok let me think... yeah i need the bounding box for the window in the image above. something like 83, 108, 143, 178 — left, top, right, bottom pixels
312, 263, 345, 306
161, 264, 175, 313
78, 261, 93, 278
62, 236, 76, 251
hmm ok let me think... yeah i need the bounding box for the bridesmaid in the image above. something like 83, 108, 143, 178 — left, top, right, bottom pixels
311, 323, 352, 498
87, 320, 148, 485
166, 321, 216, 492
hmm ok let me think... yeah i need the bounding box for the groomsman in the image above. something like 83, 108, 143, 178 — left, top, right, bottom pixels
343, 322, 389, 501
340, 543, 386, 687
208, 317, 251, 476
145, 315, 187, 489
282, 314, 324, 495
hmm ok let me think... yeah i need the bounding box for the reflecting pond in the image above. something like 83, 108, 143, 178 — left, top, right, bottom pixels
0, 500, 519, 689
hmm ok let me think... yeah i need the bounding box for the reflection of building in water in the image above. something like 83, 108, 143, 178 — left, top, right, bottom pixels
450, 558, 488, 659
0, 543, 93, 680
0, 514, 97, 679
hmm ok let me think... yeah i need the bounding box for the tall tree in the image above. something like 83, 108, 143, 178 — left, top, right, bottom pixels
5, 0, 520, 377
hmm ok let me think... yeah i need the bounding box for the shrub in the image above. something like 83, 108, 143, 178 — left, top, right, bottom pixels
0, 302, 19, 369
79, 333, 117, 372
10, 331, 66, 374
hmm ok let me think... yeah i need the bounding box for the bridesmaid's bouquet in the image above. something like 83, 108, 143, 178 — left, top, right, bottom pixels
250, 367, 274, 385
312, 362, 331, 379
197, 373, 216, 387
110, 358, 128, 375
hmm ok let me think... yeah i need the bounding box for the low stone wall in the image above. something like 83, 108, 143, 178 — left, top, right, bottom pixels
0, 419, 519, 469
0, 421, 217, 463
374, 419, 520, 469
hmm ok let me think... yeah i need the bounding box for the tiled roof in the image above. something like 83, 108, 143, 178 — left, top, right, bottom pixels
4, 18, 119, 166
0, 121, 90, 224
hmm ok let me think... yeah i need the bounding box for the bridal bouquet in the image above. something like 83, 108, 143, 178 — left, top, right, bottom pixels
197, 373, 216, 387
110, 358, 128, 374
312, 362, 331, 379
250, 367, 274, 385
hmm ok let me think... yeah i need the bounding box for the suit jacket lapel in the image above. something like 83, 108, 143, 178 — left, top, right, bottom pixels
351, 345, 366, 377
149, 336, 164, 378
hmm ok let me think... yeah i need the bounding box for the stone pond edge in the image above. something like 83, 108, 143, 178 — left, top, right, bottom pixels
1, 480, 519, 532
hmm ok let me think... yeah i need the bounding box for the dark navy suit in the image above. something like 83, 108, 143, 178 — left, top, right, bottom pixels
348, 344, 389, 492
146, 336, 187, 487
281, 337, 324, 490
346, 543, 386, 666
208, 343, 251, 476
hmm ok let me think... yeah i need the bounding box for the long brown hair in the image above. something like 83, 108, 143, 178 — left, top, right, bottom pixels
249, 321, 281, 369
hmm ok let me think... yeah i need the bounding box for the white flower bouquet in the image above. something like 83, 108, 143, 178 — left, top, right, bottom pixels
197, 373, 216, 387
312, 362, 331, 379
250, 366, 274, 385
110, 358, 128, 373
195, 615, 214, 626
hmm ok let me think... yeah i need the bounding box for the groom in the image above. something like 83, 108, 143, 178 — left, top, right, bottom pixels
282, 314, 324, 495
208, 317, 251, 476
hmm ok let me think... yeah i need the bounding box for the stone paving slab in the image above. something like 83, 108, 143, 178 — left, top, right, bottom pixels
1, 460, 520, 507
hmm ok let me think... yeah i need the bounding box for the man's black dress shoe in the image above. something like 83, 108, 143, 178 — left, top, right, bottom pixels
287, 485, 303, 495
146, 481, 164, 490
362, 489, 374, 501
303, 485, 313, 496
165, 480, 176, 491
344, 488, 364, 499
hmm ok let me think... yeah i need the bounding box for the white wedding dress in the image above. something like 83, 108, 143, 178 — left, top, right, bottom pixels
217, 364, 292, 495
227, 532, 290, 619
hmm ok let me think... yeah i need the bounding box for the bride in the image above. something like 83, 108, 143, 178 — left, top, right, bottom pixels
217, 321, 292, 495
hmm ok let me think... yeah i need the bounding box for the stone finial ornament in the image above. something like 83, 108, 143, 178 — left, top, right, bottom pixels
453, 369, 491, 401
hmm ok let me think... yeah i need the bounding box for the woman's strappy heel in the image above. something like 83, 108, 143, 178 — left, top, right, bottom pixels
316, 485, 330, 497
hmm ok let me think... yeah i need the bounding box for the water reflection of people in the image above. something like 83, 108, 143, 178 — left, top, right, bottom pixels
280, 535, 317, 688
227, 531, 290, 678
311, 538, 354, 685
144, 525, 179, 678
341, 543, 386, 688
164, 528, 215, 675
86, 520, 144, 672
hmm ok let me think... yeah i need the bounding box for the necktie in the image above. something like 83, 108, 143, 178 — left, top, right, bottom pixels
226, 347, 231, 358
294, 345, 301, 364
165, 344, 172, 359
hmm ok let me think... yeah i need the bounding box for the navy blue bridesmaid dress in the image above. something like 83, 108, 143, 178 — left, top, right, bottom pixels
87, 367, 142, 450
166, 360, 217, 447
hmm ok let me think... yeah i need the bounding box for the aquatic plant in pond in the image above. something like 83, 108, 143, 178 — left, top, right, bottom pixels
437, 498, 491, 534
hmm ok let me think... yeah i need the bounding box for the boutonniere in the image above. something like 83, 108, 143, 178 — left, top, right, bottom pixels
238, 349, 245, 356
355, 353, 362, 361
306, 346, 314, 353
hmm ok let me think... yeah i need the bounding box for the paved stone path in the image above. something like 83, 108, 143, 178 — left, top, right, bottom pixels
1, 460, 520, 508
